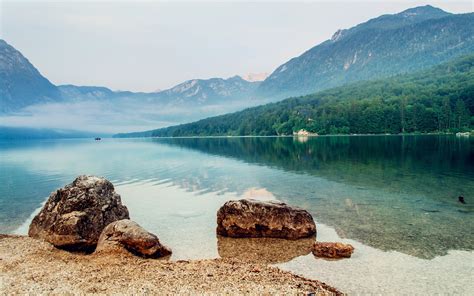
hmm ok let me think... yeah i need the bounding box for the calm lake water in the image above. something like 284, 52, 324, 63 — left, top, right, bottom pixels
1, 135, 473, 294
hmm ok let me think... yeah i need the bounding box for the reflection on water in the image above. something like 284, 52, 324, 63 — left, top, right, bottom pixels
153, 136, 474, 259
278, 222, 474, 295
155, 135, 473, 201
1, 136, 473, 259
0, 136, 473, 294
217, 236, 314, 264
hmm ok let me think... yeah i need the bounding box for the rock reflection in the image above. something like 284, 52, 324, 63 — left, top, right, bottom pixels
156, 136, 474, 258
217, 235, 314, 264
241, 188, 277, 201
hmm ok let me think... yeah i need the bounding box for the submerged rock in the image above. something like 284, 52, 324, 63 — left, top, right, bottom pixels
216, 199, 316, 240
96, 219, 172, 258
312, 242, 354, 259
28, 175, 129, 250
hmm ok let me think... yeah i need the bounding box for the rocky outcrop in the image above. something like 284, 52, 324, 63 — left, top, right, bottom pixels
216, 199, 316, 240
95, 220, 171, 258
312, 242, 354, 259
28, 175, 129, 250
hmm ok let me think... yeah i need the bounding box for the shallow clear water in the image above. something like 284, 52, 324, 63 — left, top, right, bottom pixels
1, 135, 473, 294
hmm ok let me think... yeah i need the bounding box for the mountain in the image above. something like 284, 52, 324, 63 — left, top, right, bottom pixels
0, 40, 61, 112
57, 85, 116, 101
2, 5, 473, 133
116, 54, 474, 137
151, 76, 260, 106
58, 76, 259, 106
0, 39, 259, 115
0, 39, 261, 133
54, 77, 261, 131
257, 5, 474, 99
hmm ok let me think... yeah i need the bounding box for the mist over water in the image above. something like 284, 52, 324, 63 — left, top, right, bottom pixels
0, 96, 262, 133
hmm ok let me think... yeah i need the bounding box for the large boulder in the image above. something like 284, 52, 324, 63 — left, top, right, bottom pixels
312, 242, 354, 259
216, 199, 316, 240
95, 219, 172, 258
28, 175, 129, 250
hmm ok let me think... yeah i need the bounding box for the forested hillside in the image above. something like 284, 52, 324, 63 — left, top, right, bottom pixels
117, 54, 474, 137
258, 6, 474, 99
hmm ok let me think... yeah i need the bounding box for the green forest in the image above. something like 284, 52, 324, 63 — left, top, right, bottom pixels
118, 54, 474, 137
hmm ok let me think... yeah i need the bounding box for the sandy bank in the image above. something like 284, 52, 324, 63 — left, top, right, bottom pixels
0, 235, 340, 295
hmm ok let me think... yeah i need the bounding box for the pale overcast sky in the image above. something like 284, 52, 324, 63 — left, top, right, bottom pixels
0, 1, 472, 92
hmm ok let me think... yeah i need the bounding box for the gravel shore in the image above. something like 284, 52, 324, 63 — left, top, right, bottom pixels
0, 235, 341, 295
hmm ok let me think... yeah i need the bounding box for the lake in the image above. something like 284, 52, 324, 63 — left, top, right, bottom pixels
0, 135, 473, 294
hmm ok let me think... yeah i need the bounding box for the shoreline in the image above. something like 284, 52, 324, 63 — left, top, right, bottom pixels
2, 132, 468, 142
0, 234, 341, 295
113, 132, 466, 139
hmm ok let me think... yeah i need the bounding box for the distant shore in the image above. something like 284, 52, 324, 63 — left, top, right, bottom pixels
2, 131, 470, 141
113, 131, 469, 139
0, 235, 341, 295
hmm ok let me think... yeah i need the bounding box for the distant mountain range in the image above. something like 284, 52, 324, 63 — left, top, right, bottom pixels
1, 5, 473, 135
0, 39, 260, 113
257, 5, 474, 99
56, 75, 259, 106
0, 39, 261, 135
147, 76, 259, 106
116, 54, 474, 137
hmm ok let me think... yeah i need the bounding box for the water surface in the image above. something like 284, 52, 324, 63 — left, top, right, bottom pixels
1, 135, 473, 294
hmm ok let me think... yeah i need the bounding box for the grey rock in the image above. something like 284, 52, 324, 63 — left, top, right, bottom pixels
28, 175, 129, 250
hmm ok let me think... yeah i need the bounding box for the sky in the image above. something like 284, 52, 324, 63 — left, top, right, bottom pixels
0, 1, 472, 92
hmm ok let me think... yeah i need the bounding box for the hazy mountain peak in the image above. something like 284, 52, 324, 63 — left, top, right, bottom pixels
57, 85, 115, 101
171, 79, 198, 93
136, 74, 261, 106
399, 5, 450, 18
226, 75, 245, 81
242, 72, 269, 82
1, 39, 39, 74
1, 37, 261, 121
323, 5, 451, 46
0, 39, 60, 112
258, 6, 473, 99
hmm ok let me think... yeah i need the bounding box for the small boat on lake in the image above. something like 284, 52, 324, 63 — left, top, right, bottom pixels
94, 137, 101, 141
